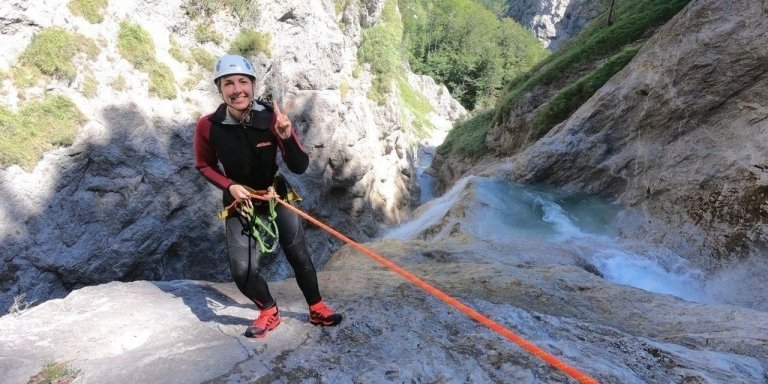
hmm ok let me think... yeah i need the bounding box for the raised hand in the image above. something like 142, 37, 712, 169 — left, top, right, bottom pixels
272, 99, 293, 139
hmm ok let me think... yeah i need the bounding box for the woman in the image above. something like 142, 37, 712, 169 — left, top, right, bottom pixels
193, 54, 342, 338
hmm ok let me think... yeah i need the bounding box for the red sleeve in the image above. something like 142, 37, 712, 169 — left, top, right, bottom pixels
193, 115, 232, 190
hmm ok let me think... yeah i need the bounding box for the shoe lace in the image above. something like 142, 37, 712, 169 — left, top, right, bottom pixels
252, 309, 278, 328
311, 302, 334, 318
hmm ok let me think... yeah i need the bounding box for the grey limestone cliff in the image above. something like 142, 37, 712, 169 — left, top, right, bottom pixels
504, 0, 601, 50
0, 0, 465, 313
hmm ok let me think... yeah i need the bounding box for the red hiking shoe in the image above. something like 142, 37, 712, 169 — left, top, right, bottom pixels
245, 305, 281, 338
309, 300, 342, 326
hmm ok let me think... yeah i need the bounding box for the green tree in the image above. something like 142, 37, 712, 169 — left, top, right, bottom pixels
400, 0, 546, 110
474, 0, 508, 16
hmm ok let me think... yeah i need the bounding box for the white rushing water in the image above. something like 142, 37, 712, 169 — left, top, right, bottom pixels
385, 176, 712, 304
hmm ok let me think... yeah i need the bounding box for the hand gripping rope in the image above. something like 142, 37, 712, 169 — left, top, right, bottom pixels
237, 190, 599, 384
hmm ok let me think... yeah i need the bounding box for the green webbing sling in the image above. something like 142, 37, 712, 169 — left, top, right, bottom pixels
236, 197, 279, 254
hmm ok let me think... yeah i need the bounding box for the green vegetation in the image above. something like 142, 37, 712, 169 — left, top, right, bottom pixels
18, 28, 98, 83
437, 109, 494, 159
117, 21, 177, 99
494, 0, 691, 126
181, 0, 260, 40
168, 36, 195, 67
227, 0, 258, 22
82, 73, 99, 98
169, 36, 215, 85
182, 0, 221, 19
169, 32, 215, 92
0, 95, 86, 170
335, 0, 366, 19
400, 0, 547, 110
398, 77, 434, 137
435, 0, 691, 160
110, 74, 127, 91
10, 66, 41, 89
334, 0, 351, 15
229, 28, 271, 58
148, 64, 177, 99
117, 22, 155, 70
183, 72, 205, 91
530, 45, 640, 138
475, 0, 508, 16
357, 0, 402, 104
191, 47, 216, 71
67, 0, 108, 24
359, 0, 520, 138
194, 23, 223, 45
339, 80, 351, 99
182, 0, 258, 22
27, 361, 80, 384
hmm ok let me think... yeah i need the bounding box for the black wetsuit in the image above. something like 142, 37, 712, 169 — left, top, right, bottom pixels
193, 100, 321, 309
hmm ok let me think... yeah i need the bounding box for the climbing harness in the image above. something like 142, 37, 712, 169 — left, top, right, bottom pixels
216, 189, 599, 383
217, 175, 304, 254
218, 185, 287, 254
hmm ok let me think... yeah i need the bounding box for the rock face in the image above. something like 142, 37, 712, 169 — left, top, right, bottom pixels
1, 177, 766, 383
429, 0, 768, 303
0, 0, 464, 312
504, 0, 601, 50
491, 0, 768, 266
0, 106, 229, 312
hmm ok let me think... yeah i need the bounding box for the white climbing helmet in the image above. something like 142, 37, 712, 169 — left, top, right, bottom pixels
213, 54, 256, 85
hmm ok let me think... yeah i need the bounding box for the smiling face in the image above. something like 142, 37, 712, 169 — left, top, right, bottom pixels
218, 74, 254, 111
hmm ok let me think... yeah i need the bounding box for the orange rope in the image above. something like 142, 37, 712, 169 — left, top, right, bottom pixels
249, 193, 599, 384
